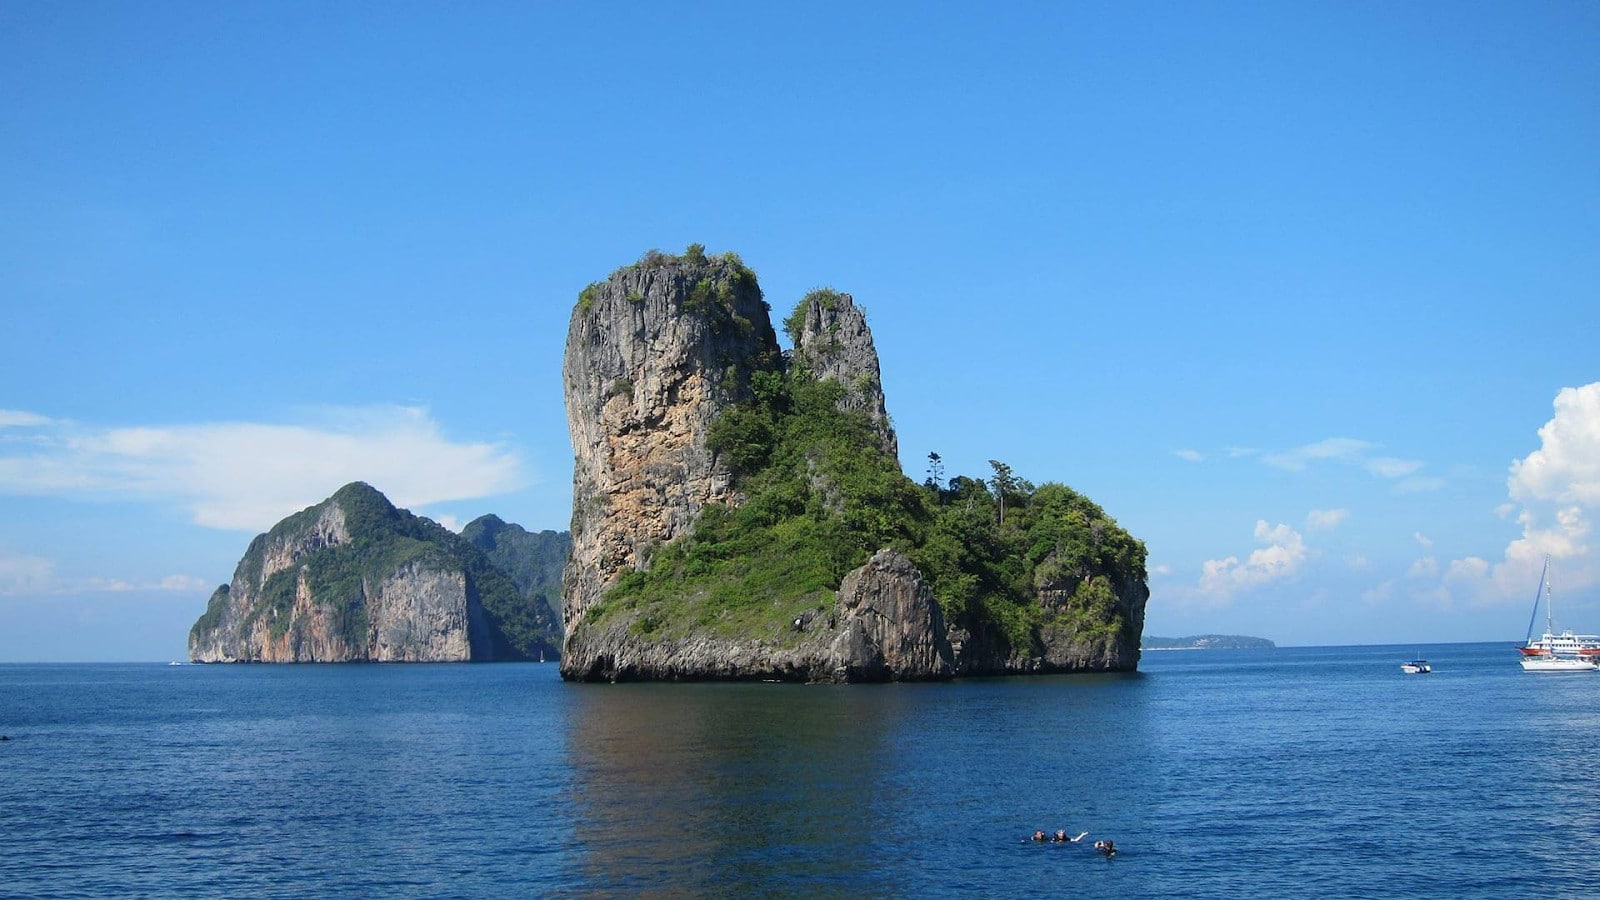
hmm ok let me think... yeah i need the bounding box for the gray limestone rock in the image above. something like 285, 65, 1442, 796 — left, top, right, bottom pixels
560, 251, 779, 676
187, 482, 538, 663
789, 290, 898, 457
826, 549, 953, 681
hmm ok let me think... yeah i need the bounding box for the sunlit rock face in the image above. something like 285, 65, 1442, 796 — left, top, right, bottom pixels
188, 482, 550, 663
559, 253, 778, 669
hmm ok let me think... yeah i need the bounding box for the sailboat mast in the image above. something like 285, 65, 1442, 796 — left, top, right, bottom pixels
1547, 565, 1555, 634
1525, 556, 1549, 644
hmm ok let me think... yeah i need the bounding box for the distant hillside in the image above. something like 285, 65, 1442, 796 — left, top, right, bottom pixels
461, 515, 570, 633
1143, 634, 1275, 650
189, 482, 560, 663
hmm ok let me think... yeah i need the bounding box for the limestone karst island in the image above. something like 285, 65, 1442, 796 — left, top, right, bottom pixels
189, 246, 1149, 682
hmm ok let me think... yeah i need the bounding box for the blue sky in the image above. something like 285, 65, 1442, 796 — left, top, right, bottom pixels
3, 2, 1598, 660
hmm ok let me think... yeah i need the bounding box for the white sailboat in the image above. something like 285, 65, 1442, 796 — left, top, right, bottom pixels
1518, 558, 1600, 672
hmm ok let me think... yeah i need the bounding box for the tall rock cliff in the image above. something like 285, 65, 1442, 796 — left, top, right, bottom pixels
188, 482, 557, 663
561, 248, 778, 646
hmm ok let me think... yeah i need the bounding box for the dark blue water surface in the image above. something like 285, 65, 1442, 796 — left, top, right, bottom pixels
4, 643, 1599, 897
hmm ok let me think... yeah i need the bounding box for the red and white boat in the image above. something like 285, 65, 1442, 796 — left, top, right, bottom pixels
1519, 559, 1600, 673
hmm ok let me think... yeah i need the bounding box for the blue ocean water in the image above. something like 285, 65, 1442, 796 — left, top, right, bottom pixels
3, 642, 1598, 898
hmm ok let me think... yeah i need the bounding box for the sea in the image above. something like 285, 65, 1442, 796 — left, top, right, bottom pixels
3, 642, 1598, 898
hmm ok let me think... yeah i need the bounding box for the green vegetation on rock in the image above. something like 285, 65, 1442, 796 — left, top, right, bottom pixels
596, 294, 1146, 657
461, 515, 569, 635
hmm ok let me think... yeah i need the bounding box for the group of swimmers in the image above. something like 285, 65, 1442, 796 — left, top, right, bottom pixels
1029, 830, 1116, 856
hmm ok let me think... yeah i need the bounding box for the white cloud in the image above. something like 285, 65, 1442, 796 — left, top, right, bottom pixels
1306, 508, 1349, 533
1197, 520, 1308, 602
1432, 383, 1600, 607
0, 410, 55, 428
1414, 532, 1433, 549
1348, 554, 1369, 570
1258, 437, 1442, 492
1174, 449, 1203, 462
433, 514, 464, 533
0, 550, 206, 598
80, 575, 212, 594
0, 405, 526, 531
1262, 438, 1375, 471
1510, 383, 1600, 507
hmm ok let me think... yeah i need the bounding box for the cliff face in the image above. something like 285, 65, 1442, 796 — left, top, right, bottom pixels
188, 482, 554, 663
561, 251, 778, 648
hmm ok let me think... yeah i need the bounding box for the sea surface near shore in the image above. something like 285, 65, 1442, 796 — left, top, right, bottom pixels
3, 642, 1595, 897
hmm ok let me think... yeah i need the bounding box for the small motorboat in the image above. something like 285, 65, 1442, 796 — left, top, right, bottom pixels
1400, 659, 1431, 674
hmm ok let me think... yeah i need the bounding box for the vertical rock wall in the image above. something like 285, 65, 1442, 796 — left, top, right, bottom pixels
560, 253, 779, 673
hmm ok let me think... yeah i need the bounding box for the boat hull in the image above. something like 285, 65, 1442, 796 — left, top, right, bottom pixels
1519, 656, 1598, 673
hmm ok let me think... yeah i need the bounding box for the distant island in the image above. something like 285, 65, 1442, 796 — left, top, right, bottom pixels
188, 482, 566, 663
1142, 635, 1275, 650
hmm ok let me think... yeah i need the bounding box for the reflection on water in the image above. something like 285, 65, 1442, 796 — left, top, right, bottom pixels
560, 674, 1156, 896
564, 684, 902, 894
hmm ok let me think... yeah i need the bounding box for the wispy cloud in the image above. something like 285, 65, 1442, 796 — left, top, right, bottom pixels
1366, 457, 1422, 478
1394, 476, 1446, 493
1305, 508, 1349, 533
1262, 438, 1375, 471
1258, 436, 1439, 492
0, 405, 526, 531
1174, 449, 1204, 462
0, 549, 208, 598
0, 409, 56, 428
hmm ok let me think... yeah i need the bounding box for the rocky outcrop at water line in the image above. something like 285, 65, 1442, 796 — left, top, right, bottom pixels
562, 550, 952, 683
